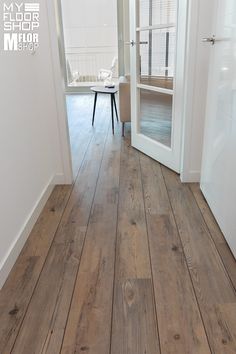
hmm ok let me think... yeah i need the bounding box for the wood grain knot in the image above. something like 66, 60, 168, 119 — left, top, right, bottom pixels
9, 305, 19, 316
174, 334, 180, 340
127, 290, 134, 302
80, 346, 89, 351
171, 245, 178, 252
124, 282, 135, 305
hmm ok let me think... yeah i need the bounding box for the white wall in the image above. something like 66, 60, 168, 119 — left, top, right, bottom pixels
181, 0, 214, 182
0, 0, 71, 288
61, 0, 117, 48
61, 0, 118, 76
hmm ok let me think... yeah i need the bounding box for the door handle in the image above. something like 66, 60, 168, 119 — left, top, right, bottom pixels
202, 37, 216, 45
125, 40, 136, 46
125, 40, 148, 46
202, 36, 228, 45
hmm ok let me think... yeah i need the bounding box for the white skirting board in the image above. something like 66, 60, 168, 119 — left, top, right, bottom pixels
0, 177, 55, 289
180, 170, 201, 183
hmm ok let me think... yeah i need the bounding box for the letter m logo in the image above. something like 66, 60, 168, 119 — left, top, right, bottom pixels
3, 3, 14, 11
4, 34, 18, 51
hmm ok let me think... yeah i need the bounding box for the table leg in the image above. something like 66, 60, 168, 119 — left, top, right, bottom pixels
113, 94, 119, 122
111, 94, 114, 134
122, 122, 125, 137
92, 92, 98, 126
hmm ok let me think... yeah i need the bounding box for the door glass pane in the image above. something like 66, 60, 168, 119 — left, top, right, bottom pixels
137, 0, 177, 90
138, 0, 177, 28
138, 28, 175, 89
139, 89, 172, 147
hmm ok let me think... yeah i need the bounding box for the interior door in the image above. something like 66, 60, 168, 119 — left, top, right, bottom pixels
129, 0, 187, 172
201, 0, 236, 256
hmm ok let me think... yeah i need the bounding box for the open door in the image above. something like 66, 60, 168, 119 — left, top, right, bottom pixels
129, 0, 187, 172
200, 0, 236, 256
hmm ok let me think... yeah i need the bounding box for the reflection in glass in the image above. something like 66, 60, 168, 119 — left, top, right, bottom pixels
140, 89, 172, 147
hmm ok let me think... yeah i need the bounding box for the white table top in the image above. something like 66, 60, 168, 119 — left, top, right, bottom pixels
91, 86, 118, 94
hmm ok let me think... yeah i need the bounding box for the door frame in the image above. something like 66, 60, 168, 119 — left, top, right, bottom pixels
180, 0, 214, 182
46, 0, 73, 184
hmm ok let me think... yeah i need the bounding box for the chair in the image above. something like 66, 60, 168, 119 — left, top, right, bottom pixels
119, 76, 131, 136
98, 57, 118, 82
66, 59, 80, 84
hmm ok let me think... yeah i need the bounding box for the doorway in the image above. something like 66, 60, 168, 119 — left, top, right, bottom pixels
55, 0, 188, 180
56, 0, 122, 179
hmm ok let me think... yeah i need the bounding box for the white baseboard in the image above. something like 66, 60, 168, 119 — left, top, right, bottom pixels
53, 173, 67, 184
180, 170, 201, 183
0, 177, 55, 289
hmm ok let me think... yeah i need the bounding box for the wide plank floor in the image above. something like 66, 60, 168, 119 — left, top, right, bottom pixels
0, 94, 235, 354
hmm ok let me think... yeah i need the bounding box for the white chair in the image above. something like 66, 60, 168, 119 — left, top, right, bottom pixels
98, 57, 118, 82
66, 59, 80, 84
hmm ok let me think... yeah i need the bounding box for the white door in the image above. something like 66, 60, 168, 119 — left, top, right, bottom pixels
129, 0, 187, 172
201, 0, 236, 256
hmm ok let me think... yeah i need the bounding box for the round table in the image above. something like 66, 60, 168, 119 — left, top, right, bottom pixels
91, 86, 119, 135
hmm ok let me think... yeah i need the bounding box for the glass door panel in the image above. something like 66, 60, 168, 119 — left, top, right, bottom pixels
138, 28, 176, 89
139, 89, 173, 147
136, 0, 177, 149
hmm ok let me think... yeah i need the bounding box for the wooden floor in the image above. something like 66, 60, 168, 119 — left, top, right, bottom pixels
0, 94, 236, 354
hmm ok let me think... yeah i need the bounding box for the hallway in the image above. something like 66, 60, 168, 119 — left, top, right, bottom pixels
0, 95, 236, 354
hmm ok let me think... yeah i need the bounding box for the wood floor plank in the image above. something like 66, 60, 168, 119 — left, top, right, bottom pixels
115, 138, 152, 280
61, 129, 121, 354
206, 303, 236, 353
190, 183, 236, 289
218, 245, 236, 289
0, 185, 71, 354
111, 138, 160, 354
11, 111, 111, 354
162, 166, 236, 354
139, 155, 211, 354
111, 279, 160, 354
67, 94, 96, 178
213, 302, 236, 352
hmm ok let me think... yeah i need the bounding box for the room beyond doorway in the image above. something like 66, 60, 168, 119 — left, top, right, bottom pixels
60, 0, 119, 89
